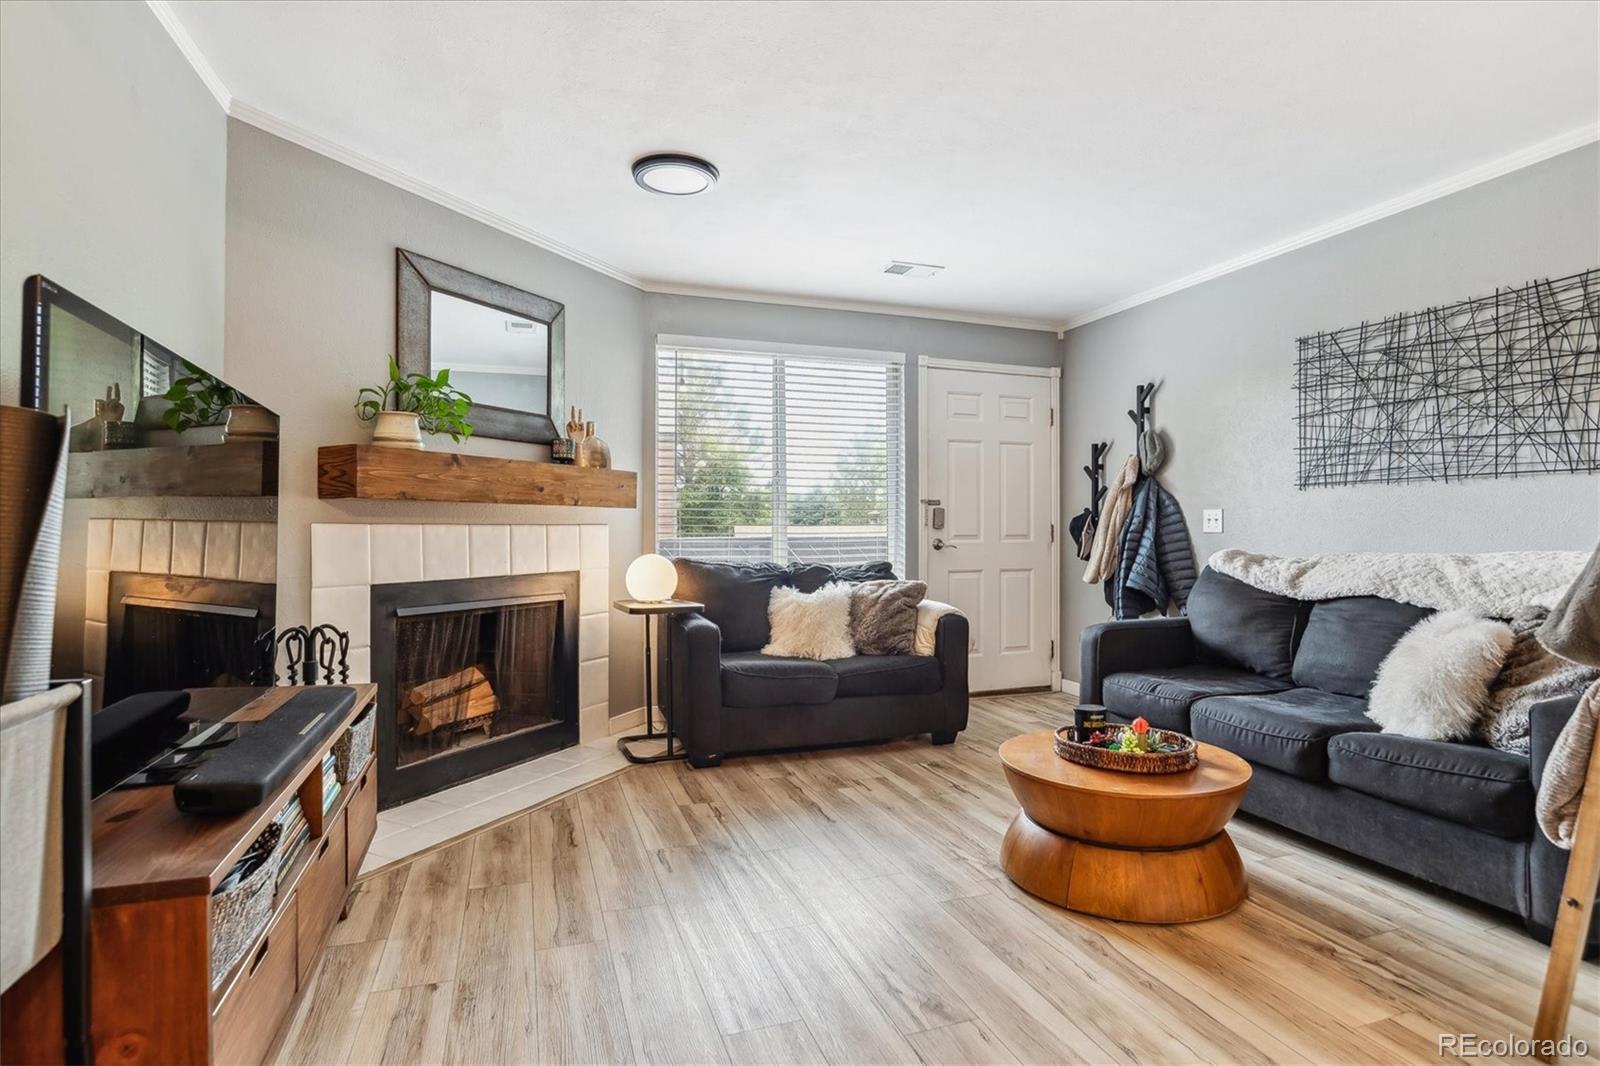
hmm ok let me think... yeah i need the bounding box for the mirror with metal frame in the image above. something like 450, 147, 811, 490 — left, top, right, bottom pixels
396, 249, 565, 444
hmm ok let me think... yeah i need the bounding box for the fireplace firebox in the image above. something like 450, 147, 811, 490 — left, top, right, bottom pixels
372, 572, 579, 808
105, 573, 276, 703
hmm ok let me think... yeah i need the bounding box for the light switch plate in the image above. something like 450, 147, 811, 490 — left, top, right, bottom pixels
1202, 508, 1224, 534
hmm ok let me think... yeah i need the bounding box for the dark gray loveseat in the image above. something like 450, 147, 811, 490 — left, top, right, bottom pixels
663, 560, 969, 768
1081, 566, 1594, 948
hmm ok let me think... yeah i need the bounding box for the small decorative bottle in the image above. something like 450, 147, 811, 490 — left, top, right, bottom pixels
577, 420, 611, 469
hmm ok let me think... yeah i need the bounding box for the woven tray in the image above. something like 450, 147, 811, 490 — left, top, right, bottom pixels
1054, 725, 1198, 774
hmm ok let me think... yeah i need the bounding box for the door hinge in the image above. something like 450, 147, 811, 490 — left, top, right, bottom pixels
1049, 522, 1055, 544
1050, 407, 1055, 427
1049, 639, 1055, 661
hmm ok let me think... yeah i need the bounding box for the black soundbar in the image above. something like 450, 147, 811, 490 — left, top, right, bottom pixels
174, 687, 357, 815
92, 690, 192, 796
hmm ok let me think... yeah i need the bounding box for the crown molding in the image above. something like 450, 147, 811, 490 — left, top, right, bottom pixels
640, 281, 1061, 333
228, 102, 644, 288
145, 0, 231, 111
1061, 124, 1600, 331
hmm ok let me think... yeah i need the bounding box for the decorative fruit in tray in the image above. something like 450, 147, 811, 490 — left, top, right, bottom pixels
1082, 717, 1185, 755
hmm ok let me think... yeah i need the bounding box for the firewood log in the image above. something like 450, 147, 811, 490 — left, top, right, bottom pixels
409, 679, 499, 735
405, 664, 489, 707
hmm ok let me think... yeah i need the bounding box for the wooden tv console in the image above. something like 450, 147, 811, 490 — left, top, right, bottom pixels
2, 684, 379, 1066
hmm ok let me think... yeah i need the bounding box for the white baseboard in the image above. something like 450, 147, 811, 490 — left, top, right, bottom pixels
1059, 677, 1080, 701
608, 706, 649, 734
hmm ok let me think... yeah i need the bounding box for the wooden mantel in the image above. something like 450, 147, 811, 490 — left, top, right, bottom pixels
67, 441, 277, 499
317, 444, 637, 507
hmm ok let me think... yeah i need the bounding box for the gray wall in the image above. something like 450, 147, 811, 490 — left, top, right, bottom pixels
0, 0, 227, 404
645, 293, 1059, 570
1, 0, 227, 690
1060, 143, 1600, 681
224, 121, 648, 714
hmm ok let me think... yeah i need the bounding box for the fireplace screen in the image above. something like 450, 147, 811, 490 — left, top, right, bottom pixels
110, 602, 262, 703
104, 574, 276, 705
393, 599, 560, 768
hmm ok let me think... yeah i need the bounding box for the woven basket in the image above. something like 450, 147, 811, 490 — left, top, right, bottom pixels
209, 822, 282, 988
333, 708, 374, 784
1054, 726, 1198, 774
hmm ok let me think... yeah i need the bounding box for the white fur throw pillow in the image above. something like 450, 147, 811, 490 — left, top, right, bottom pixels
764, 582, 855, 661
1366, 609, 1516, 741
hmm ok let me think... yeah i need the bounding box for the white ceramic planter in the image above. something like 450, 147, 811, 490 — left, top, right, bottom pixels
372, 410, 424, 449
221, 404, 279, 443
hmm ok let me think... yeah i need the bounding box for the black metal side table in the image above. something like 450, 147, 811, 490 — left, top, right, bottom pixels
613, 598, 703, 764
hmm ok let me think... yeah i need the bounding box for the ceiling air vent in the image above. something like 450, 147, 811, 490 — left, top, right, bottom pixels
883, 260, 944, 278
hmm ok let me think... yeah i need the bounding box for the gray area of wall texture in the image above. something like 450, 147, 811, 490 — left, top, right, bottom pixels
1059, 143, 1600, 682
0, 0, 227, 404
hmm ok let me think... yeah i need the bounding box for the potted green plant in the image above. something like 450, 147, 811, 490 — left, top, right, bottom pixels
162, 358, 277, 442
355, 358, 474, 449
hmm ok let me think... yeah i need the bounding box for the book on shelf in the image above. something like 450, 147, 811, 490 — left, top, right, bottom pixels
276, 825, 311, 888
267, 792, 311, 892
274, 794, 303, 828
321, 752, 342, 812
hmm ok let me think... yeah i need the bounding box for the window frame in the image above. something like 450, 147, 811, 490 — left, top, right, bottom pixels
653, 336, 907, 573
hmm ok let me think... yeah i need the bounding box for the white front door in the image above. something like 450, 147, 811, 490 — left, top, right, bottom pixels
921, 364, 1058, 693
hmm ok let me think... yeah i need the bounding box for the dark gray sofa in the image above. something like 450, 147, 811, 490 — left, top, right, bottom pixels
1081, 566, 1594, 948
662, 559, 969, 768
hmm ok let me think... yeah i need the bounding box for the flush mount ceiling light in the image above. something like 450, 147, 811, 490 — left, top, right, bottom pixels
632, 153, 719, 196
883, 260, 944, 278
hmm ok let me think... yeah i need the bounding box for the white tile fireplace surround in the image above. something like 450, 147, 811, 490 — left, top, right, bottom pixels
310, 521, 612, 739
312, 521, 624, 868
83, 519, 277, 704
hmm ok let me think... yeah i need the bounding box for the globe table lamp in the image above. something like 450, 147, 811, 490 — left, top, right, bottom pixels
614, 554, 699, 766
625, 553, 678, 602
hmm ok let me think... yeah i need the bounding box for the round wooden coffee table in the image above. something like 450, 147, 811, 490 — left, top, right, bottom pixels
998, 730, 1252, 923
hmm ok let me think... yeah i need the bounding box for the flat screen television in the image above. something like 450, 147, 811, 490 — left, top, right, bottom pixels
19, 275, 280, 793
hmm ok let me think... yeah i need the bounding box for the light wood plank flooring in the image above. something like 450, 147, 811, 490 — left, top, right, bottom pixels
274, 694, 1600, 1065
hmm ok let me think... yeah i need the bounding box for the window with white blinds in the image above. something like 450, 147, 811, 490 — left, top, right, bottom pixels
655, 342, 905, 572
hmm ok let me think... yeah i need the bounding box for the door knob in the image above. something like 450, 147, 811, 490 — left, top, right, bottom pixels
932, 538, 957, 551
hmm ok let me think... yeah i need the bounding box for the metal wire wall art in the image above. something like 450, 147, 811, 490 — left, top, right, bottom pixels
1294, 268, 1600, 488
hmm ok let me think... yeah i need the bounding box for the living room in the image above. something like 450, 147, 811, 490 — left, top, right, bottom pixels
1, 1, 1597, 1064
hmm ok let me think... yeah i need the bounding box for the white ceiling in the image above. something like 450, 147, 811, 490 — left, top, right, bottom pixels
162, 0, 1599, 331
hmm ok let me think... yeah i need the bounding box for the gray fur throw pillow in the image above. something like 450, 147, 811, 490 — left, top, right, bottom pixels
850, 580, 926, 655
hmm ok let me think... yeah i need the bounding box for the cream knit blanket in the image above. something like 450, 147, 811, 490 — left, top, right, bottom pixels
1207, 549, 1586, 616
1537, 680, 1600, 849
913, 599, 960, 656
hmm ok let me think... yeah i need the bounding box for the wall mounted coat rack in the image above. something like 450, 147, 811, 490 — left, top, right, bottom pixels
1084, 441, 1109, 520
1127, 382, 1156, 436
1069, 440, 1111, 561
